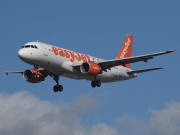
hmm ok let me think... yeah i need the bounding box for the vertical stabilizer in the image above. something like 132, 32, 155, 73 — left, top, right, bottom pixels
116, 34, 133, 68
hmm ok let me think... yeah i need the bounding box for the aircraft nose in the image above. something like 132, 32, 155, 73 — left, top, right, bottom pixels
18, 49, 26, 60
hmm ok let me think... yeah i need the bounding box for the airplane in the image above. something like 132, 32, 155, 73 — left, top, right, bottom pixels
5, 34, 176, 92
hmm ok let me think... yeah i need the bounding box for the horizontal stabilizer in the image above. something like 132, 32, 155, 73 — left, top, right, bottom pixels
127, 67, 163, 75
5, 71, 23, 76
5, 68, 45, 76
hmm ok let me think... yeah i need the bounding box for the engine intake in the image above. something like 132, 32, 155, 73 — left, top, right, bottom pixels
23, 69, 45, 83
80, 62, 102, 75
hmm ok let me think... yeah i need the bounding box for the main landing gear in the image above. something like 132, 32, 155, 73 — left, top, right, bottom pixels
53, 76, 63, 92
91, 80, 101, 88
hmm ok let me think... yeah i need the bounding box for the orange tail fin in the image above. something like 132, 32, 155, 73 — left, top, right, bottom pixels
116, 34, 134, 68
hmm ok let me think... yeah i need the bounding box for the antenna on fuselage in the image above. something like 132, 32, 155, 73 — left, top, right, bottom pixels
37, 40, 38, 42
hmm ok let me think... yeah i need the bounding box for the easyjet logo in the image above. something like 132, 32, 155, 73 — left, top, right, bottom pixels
120, 38, 131, 58
52, 46, 100, 63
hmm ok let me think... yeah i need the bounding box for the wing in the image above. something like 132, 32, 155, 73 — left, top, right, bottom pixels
73, 49, 175, 71
97, 49, 175, 70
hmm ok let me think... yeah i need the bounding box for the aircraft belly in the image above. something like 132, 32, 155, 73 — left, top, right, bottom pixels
97, 67, 132, 82
62, 73, 93, 80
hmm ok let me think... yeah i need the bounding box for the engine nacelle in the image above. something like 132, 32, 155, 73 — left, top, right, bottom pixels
80, 62, 102, 75
23, 69, 45, 83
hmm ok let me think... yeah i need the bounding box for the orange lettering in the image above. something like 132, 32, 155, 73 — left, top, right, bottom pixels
52, 46, 58, 55
58, 48, 65, 57
81, 54, 87, 62
52, 47, 91, 63
64, 50, 70, 58
85, 55, 90, 62
75, 52, 81, 61
69, 51, 75, 62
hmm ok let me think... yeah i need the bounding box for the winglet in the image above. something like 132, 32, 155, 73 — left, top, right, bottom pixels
173, 49, 176, 54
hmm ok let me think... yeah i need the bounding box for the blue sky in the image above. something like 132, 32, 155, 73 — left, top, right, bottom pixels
0, 1, 180, 135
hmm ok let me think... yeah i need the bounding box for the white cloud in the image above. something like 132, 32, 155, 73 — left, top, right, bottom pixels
147, 101, 180, 135
1, 91, 180, 135
116, 101, 180, 135
0, 91, 118, 135
89, 124, 118, 135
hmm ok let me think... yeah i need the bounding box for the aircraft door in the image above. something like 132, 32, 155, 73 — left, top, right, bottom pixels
39, 43, 50, 67
43, 45, 48, 56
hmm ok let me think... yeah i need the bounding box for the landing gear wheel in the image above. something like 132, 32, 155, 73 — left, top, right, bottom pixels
96, 80, 101, 87
91, 81, 96, 88
53, 85, 59, 92
53, 85, 63, 92
58, 85, 63, 92
91, 80, 101, 88
53, 75, 63, 92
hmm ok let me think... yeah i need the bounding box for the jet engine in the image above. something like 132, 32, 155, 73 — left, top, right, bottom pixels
23, 69, 45, 83
80, 62, 102, 75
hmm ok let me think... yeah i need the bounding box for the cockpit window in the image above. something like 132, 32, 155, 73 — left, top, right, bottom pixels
22, 45, 38, 49
25, 45, 30, 48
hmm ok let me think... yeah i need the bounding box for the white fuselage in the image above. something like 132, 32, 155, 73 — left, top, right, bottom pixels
18, 42, 136, 83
